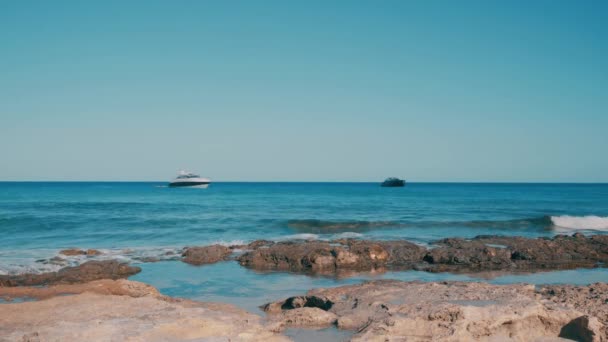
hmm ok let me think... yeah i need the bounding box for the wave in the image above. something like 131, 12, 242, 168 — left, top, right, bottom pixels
287, 219, 402, 233
287, 215, 608, 232
550, 215, 608, 231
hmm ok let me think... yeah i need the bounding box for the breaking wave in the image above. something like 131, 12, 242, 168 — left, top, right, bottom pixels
287, 215, 608, 232
550, 215, 608, 231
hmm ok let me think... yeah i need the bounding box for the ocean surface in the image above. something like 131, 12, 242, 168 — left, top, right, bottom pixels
2, 182, 608, 312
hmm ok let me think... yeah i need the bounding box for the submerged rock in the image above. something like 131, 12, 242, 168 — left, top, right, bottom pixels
181, 244, 232, 265
263, 280, 607, 341
0, 260, 141, 287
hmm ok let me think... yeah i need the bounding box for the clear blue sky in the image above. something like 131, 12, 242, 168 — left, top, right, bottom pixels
1, 0, 606, 182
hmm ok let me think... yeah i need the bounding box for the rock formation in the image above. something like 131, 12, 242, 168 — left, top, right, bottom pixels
0, 260, 140, 287
263, 280, 606, 341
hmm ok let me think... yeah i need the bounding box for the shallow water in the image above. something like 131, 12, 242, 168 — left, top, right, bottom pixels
130, 261, 608, 313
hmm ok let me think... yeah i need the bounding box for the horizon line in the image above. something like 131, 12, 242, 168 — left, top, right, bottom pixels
1, 180, 607, 184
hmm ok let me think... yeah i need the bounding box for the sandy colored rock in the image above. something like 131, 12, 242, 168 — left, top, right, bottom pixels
0, 260, 141, 287
540, 282, 608, 340
0, 279, 159, 301
264, 280, 606, 341
0, 280, 289, 342
181, 244, 232, 265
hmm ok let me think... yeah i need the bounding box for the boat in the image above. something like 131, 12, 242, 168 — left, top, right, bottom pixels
381, 177, 405, 187
168, 171, 211, 188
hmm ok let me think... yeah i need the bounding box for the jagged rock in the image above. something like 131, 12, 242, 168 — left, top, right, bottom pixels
263, 280, 607, 341
238, 234, 608, 275
0, 261, 141, 287
540, 282, 608, 340
181, 245, 232, 265
420, 234, 608, 272
238, 240, 424, 273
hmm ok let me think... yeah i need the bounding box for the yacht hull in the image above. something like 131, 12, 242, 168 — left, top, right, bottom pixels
168, 182, 210, 188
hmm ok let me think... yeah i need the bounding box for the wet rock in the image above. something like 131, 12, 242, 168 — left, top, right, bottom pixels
247, 240, 275, 249
0, 261, 141, 287
85, 249, 101, 256
238, 239, 425, 273
59, 248, 102, 256
181, 245, 231, 265
59, 248, 86, 256
261, 295, 333, 313
263, 280, 607, 341
421, 234, 608, 272
239, 234, 608, 275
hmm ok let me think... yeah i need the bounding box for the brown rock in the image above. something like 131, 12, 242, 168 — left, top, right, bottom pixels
0, 261, 141, 287
181, 245, 231, 265
59, 248, 86, 256
238, 239, 425, 273
85, 249, 101, 256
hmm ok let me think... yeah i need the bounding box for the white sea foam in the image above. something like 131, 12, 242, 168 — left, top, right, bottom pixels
209, 240, 246, 247
332, 232, 364, 239
276, 233, 320, 241
550, 215, 608, 231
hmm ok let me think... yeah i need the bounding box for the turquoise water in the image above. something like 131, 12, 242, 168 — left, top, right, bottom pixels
1, 182, 608, 306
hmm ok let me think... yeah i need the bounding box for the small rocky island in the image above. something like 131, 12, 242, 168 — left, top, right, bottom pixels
381, 177, 405, 187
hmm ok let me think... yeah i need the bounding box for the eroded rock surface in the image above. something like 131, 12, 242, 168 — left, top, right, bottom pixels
181, 244, 232, 265
240, 234, 608, 274
421, 234, 608, 273
540, 282, 608, 340
0, 260, 140, 287
238, 240, 425, 273
263, 280, 606, 341
0, 280, 289, 342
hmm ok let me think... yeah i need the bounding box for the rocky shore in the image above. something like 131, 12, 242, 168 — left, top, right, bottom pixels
263, 280, 608, 341
238, 233, 608, 274
1, 233, 607, 341
0, 279, 288, 342
1, 279, 606, 341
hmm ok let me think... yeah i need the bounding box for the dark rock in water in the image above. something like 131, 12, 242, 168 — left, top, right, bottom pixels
419, 234, 608, 273
59, 248, 102, 256
380, 177, 405, 187
237, 239, 425, 273
0, 261, 141, 287
238, 234, 608, 275
261, 295, 334, 313
181, 245, 232, 265
247, 240, 275, 249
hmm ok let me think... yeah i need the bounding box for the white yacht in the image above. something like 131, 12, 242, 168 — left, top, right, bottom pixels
168, 171, 211, 188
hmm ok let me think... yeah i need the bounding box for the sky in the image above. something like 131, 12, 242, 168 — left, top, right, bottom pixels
1, 0, 607, 182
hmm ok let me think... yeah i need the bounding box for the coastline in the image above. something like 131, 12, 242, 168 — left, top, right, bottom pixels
1, 233, 607, 341
1, 278, 605, 341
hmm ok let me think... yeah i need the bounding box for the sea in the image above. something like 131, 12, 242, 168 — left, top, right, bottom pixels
1, 182, 608, 313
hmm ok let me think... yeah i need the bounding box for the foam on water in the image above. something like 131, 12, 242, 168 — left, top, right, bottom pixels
550, 215, 608, 231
